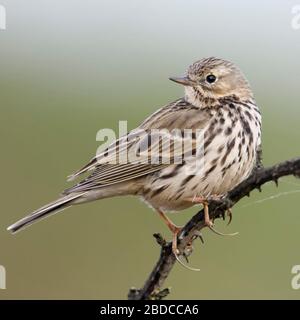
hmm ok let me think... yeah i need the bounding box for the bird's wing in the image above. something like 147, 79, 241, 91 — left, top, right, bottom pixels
63, 98, 212, 194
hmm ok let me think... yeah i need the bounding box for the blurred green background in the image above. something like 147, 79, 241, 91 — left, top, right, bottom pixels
1, 0, 300, 299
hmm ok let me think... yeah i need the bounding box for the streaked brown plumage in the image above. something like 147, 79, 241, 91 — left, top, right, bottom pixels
8, 57, 262, 264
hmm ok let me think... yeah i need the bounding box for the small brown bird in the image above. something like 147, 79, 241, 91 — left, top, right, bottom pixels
8, 57, 261, 265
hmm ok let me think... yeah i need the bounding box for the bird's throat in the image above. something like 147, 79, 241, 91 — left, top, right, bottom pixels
184, 86, 217, 108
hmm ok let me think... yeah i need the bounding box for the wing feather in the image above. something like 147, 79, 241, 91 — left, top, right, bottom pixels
63, 98, 212, 194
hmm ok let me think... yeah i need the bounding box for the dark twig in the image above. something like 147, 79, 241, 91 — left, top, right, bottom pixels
128, 157, 300, 300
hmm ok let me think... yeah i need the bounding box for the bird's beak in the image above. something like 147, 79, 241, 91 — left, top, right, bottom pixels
169, 76, 196, 86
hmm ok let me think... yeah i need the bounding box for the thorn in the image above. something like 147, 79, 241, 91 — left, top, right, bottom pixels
150, 288, 171, 300
153, 233, 166, 247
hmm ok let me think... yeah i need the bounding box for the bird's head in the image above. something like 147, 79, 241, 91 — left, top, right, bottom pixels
169, 57, 253, 107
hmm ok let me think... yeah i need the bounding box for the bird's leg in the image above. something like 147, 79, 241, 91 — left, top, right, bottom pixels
186, 196, 238, 236
156, 210, 182, 254
156, 210, 200, 271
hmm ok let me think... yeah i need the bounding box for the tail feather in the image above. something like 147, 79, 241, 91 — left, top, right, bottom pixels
7, 193, 85, 234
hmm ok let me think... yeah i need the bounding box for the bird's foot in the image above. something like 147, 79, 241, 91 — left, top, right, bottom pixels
170, 225, 200, 272
187, 196, 238, 236
156, 209, 200, 271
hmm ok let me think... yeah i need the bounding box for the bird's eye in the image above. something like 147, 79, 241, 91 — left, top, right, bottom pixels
206, 74, 217, 84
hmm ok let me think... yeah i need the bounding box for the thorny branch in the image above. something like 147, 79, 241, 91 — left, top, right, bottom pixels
127, 157, 300, 300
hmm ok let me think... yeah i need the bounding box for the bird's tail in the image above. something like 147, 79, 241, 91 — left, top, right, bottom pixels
7, 192, 86, 234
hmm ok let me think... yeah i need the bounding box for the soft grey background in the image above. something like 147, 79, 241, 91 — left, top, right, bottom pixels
0, 0, 300, 299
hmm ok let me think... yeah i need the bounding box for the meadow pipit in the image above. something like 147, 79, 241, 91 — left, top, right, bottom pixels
8, 57, 262, 265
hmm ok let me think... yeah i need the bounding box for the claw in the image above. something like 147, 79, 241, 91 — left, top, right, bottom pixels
203, 202, 238, 237
183, 253, 189, 264
198, 234, 205, 244
184, 242, 193, 261
208, 225, 239, 236
172, 229, 200, 272
192, 230, 204, 244
226, 208, 233, 226
174, 252, 200, 272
